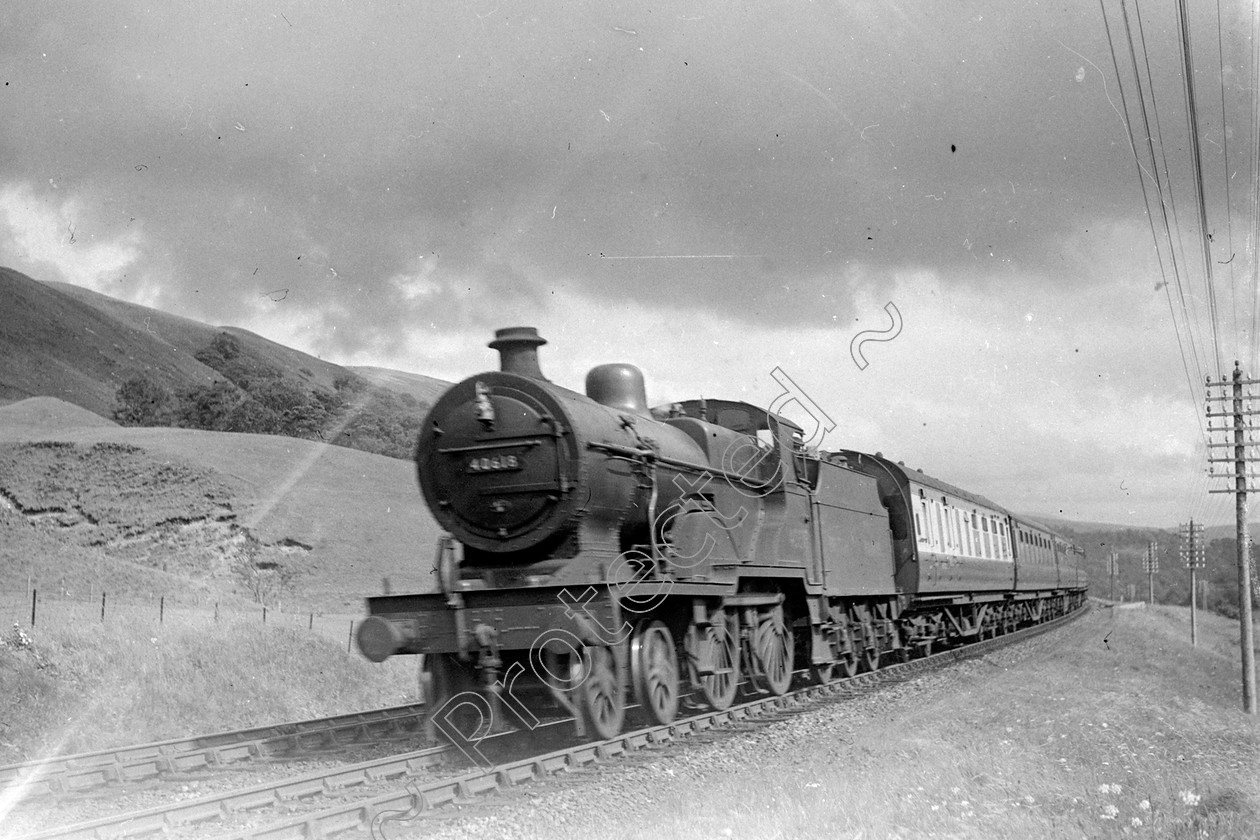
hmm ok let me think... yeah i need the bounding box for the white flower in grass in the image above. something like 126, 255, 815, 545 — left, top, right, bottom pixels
1131, 817, 1143, 828
1100, 804, 1120, 820
1179, 790, 1200, 807
1139, 799, 1151, 811
1110, 784, 1122, 795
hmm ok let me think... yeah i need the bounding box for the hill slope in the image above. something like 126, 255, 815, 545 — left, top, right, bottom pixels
49, 280, 355, 396
0, 268, 219, 417
348, 365, 450, 409
1, 268, 456, 461
0, 397, 442, 610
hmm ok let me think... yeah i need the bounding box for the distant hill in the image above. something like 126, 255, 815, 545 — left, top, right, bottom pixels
49, 280, 356, 396
1018, 513, 1171, 535
0, 267, 219, 417
0, 268, 454, 459
349, 365, 449, 409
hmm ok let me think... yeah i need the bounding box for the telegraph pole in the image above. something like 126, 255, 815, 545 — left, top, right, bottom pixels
1109, 550, 1119, 602
1206, 362, 1258, 714
1142, 540, 1159, 604
1180, 520, 1205, 647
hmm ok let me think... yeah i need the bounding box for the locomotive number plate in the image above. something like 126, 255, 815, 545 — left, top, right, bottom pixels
467, 454, 522, 474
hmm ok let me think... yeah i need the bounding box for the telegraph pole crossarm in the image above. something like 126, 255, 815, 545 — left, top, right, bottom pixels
1181, 521, 1205, 647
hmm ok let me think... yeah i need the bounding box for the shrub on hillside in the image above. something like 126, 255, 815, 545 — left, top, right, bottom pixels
330, 385, 425, 459
113, 375, 178, 427
176, 380, 249, 431
109, 335, 430, 459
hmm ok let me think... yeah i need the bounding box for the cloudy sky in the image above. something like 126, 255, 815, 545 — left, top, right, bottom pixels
3, 1, 1257, 528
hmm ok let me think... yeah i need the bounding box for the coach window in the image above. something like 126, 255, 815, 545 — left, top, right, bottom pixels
932, 503, 942, 551
921, 500, 932, 546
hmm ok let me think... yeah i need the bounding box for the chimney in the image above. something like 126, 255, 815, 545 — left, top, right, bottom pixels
489, 326, 547, 379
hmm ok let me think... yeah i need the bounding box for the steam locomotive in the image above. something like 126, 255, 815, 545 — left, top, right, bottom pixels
356, 327, 1087, 740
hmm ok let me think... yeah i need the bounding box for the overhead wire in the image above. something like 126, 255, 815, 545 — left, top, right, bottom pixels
1105, 0, 1208, 419
1172, 0, 1226, 379
1214, 0, 1239, 366
1100, 0, 1245, 528
1127, 0, 1209, 389
1250, 0, 1260, 376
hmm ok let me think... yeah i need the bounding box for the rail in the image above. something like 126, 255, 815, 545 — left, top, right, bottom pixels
13, 602, 1087, 840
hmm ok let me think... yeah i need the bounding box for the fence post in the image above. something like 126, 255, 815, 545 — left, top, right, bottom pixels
263, 606, 267, 624
101, 592, 106, 622
159, 596, 164, 624
309, 612, 313, 630
347, 620, 353, 653
30, 588, 36, 627
214, 602, 219, 623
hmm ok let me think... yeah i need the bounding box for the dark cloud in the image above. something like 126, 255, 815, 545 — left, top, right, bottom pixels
0, 0, 1247, 365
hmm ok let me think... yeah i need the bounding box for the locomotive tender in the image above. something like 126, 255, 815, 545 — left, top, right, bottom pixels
357, 327, 1087, 739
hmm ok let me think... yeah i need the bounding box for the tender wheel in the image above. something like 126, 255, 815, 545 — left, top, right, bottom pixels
684, 612, 740, 711
575, 645, 624, 740
631, 620, 680, 725
809, 661, 835, 684
980, 607, 999, 640
862, 645, 880, 672
1004, 605, 1019, 635
752, 605, 793, 696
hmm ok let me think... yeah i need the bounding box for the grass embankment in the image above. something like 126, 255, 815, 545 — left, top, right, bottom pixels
573, 603, 1259, 840
0, 614, 417, 766
0, 406, 442, 610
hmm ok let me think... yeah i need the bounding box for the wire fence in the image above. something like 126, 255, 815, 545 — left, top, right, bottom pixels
0, 589, 363, 651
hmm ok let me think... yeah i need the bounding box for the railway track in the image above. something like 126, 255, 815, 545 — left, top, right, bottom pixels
0, 702, 430, 800
11, 604, 1086, 840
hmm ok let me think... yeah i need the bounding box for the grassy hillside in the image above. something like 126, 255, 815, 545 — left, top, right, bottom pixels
50, 281, 352, 395
0, 397, 443, 610
0, 268, 218, 417
0, 615, 417, 766
349, 365, 450, 410
1, 268, 452, 460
